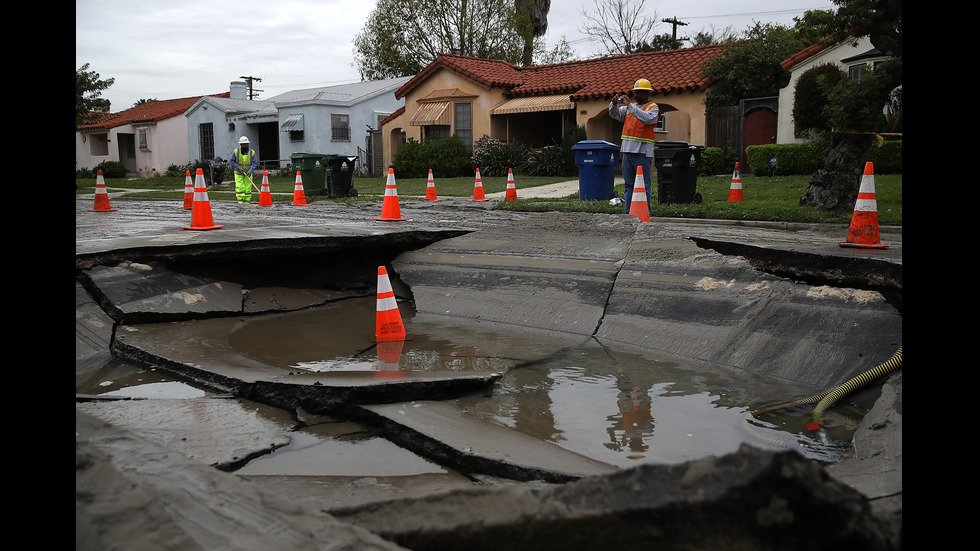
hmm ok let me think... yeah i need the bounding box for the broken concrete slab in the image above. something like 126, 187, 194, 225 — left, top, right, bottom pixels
76, 409, 410, 551
355, 400, 620, 483
329, 443, 897, 551
76, 397, 290, 470
80, 261, 244, 323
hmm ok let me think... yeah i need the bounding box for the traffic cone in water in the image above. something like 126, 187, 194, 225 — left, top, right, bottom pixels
183, 169, 194, 209
91, 170, 116, 212
375, 266, 407, 341
505, 168, 518, 201
628, 166, 651, 223
257, 171, 273, 206
292, 171, 307, 205
727, 162, 743, 202
181, 169, 223, 231
425, 169, 440, 200
840, 162, 888, 249
374, 169, 409, 221
471, 168, 488, 201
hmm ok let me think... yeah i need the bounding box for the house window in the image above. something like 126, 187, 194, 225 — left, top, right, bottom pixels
454, 102, 472, 152
332, 114, 351, 142
199, 123, 214, 161
655, 112, 666, 133
848, 63, 867, 82
423, 125, 450, 142
289, 130, 305, 142
138, 128, 149, 150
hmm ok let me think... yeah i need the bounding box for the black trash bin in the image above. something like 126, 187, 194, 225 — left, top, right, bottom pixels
291, 152, 326, 195
653, 141, 705, 204
322, 155, 359, 198
572, 140, 620, 200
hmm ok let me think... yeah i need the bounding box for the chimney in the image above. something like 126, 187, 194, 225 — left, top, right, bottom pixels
230, 81, 248, 100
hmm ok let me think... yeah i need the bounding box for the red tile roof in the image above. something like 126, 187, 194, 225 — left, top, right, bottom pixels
395, 44, 734, 102
780, 39, 834, 70
77, 92, 230, 131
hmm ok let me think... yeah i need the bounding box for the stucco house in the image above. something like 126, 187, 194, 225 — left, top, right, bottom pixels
777, 35, 888, 144
76, 92, 228, 177
379, 45, 733, 168
185, 78, 411, 175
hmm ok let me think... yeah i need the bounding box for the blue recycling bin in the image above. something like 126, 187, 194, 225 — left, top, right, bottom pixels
573, 140, 620, 201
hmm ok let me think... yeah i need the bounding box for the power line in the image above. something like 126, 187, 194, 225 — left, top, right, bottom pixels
678, 7, 833, 21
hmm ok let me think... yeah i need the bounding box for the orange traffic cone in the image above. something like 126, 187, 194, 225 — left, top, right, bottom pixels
182, 169, 194, 209
375, 266, 407, 341
292, 171, 307, 205
91, 170, 116, 212
425, 169, 440, 201
505, 168, 518, 201
471, 168, 488, 201
374, 168, 409, 221
257, 171, 273, 206
628, 166, 651, 223
181, 169, 224, 231
727, 162, 743, 202
840, 162, 889, 249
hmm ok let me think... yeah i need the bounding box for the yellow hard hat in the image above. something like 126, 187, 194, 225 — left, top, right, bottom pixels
633, 78, 653, 91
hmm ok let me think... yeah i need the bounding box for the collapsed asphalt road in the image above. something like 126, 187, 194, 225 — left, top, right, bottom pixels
76, 192, 902, 550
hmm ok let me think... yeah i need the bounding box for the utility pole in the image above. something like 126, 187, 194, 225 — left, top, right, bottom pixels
239, 75, 263, 100
662, 17, 689, 43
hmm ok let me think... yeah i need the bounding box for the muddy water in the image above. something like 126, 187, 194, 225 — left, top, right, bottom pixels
78, 296, 864, 478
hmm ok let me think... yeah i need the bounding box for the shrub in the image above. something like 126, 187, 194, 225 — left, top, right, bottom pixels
93, 160, 127, 178
746, 140, 902, 176
529, 145, 567, 176
165, 164, 186, 177
746, 142, 824, 176
699, 143, 740, 175
392, 136, 472, 178
472, 136, 531, 176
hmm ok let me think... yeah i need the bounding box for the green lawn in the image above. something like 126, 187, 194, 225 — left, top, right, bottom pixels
76, 171, 902, 226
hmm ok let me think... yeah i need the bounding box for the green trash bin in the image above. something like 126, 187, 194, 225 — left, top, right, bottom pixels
290, 152, 326, 195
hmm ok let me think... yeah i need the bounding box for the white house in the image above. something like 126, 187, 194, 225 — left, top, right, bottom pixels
76, 92, 228, 177
777, 36, 890, 144
185, 78, 411, 174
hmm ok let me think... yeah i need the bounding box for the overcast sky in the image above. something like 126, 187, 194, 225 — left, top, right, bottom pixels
76, 0, 835, 111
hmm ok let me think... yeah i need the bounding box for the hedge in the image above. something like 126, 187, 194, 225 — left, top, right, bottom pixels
740, 140, 902, 176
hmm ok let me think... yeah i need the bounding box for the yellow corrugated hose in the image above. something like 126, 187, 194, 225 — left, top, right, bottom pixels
810, 347, 902, 426
743, 347, 903, 444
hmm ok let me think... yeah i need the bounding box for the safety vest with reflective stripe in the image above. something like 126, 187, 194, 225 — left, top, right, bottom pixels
621, 102, 659, 145
233, 147, 255, 174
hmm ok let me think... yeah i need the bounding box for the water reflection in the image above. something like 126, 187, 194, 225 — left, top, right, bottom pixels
82, 300, 864, 474
607, 383, 654, 459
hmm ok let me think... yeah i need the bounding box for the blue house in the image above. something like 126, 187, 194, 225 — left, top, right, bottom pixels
185, 77, 411, 176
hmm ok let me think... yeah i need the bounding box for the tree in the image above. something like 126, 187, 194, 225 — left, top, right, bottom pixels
353, 0, 528, 80
76, 63, 115, 127
798, 0, 902, 211
515, 0, 551, 66
578, 0, 659, 56
701, 22, 806, 116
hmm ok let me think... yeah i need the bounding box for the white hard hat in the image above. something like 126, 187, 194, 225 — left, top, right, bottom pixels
239, 136, 250, 144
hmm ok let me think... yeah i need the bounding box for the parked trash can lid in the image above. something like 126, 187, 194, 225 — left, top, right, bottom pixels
572, 140, 620, 150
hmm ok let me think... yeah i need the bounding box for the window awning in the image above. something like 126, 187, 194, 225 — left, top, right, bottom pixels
280, 113, 304, 131
409, 102, 452, 126
490, 94, 575, 115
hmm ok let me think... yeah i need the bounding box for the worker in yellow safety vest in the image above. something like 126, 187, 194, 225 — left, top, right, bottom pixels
230, 136, 258, 204
609, 79, 660, 213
